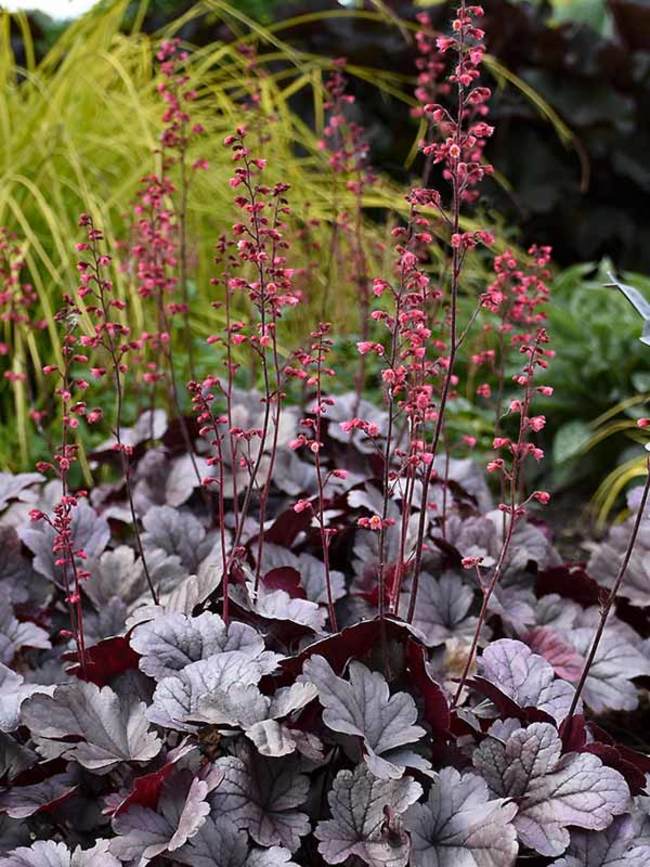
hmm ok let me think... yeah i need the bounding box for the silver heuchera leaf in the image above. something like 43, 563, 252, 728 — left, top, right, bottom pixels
0, 602, 50, 665
0, 526, 33, 605
478, 639, 578, 723
209, 747, 310, 852
0, 664, 54, 733
109, 768, 223, 865
0, 732, 37, 782
552, 797, 650, 866
130, 611, 265, 680
1, 839, 120, 866
94, 409, 167, 452
297, 553, 346, 605
148, 650, 280, 732
198, 682, 321, 757
174, 816, 299, 867
19, 502, 110, 586
245, 719, 323, 760
235, 582, 326, 632
20, 681, 161, 772
587, 503, 650, 607
473, 721, 630, 857
315, 763, 422, 867
141, 505, 206, 572
84, 546, 187, 613
565, 624, 650, 713
525, 627, 585, 681
196, 681, 320, 758
0, 772, 76, 819
0, 473, 44, 512
165, 453, 212, 508
302, 655, 425, 779
404, 766, 518, 866
398, 573, 477, 647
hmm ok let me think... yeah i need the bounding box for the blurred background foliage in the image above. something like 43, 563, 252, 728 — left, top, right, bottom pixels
2, 0, 650, 522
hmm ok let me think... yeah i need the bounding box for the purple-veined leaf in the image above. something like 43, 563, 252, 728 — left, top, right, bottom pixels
197, 680, 316, 728
19, 502, 109, 586
493, 513, 561, 573
208, 746, 310, 852
195, 681, 319, 757
525, 627, 586, 681
20, 681, 161, 772
398, 572, 477, 647
94, 409, 167, 453
246, 719, 323, 760
0, 527, 33, 603
84, 545, 187, 612
0, 772, 77, 819
552, 796, 650, 866
473, 721, 630, 856
148, 650, 280, 732
0, 602, 50, 665
404, 766, 518, 866
0, 473, 44, 512
587, 500, 650, 608
174, 815, 300, 866
0, 664, 54, 734
141, 505, 207, 572
270, 449, 316, 497
125, 559, 221, 632
0, 733, 37, 782
109, 767, 223, 864
165, 453, 212, 507
565, 623, 650, 713
477, 639, 578, 723
297, 552, 346, 605
314, 763, 422, 866
1, 839, 120, 866
301, 655, 425, 779
130, 611, 265, 680
325, 393, 388, 454
235, 582, 326, 633
445, 515, 498, 567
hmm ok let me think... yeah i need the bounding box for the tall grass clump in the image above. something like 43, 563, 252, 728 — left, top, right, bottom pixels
0, 0, 574, 470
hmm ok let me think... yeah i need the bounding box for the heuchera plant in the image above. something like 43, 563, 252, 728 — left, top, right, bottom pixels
2, 5, 650, 866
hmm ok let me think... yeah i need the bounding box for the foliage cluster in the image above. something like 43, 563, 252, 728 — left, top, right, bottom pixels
1, 3, 650, 865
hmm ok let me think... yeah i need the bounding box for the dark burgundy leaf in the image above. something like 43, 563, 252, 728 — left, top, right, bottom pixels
469, 676, 556, 725
405, 639, 451, 738
262, 568, 306, 599
63, 635, 140, 686
536, 564, 608, 608
106, 741, 196, 817
266, 617, 413, 689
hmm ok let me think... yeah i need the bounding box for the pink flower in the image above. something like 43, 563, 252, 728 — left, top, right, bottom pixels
356, 341, 383, 356
526, 415, 546, 432
532, 490, 551, 505
637, 418, 650, 429
293, 498, 312, 514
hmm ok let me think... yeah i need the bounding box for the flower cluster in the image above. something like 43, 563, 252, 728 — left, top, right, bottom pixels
32, 293, 91, 671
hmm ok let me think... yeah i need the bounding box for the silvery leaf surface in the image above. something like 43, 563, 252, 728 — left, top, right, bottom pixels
473, 721, 630, 857
314, 763, 422, 866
